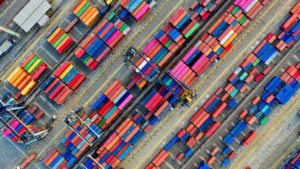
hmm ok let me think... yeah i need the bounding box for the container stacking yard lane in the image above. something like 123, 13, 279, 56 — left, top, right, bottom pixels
6, 53, 49, 98
146, 1, 300, 168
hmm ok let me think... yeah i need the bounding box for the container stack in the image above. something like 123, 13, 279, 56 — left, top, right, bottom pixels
41, 76, 73, 104
283, 149, 300, 169
128, 73, 148, 90
140, 89, 172, 132
160, 74, 185, 99
234, 0, 271, 19
190, 0, 225, 21
91, 80, 135, 130
53, 61, 86, 90
82, 117, 144, 169
47, 27, 74, 54
2, 119, 27, 142
276, 2, 300, 51
133, 8, 200, 81
42, 149, 66, 169
92, 12, 130, 49
72, 0, 99, 27
120, 0, 150, 22
74, 32, 111, 70
146, 32, 285, 167
6, 53, 48, 97
169, 61, 197, 87
169, 8, 200, 40
147, 150, 170, 168
41, 61, 85, 104
42, 114, 102, 169
167, 0, 271, 92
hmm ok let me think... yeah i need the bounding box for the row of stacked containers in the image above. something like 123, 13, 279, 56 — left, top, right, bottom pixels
74, 0, 232, 168
2, 97, 45, 142
41, 0, 297, 168
283, 149, 300, 169
217, 62, 300, 167
190, 0, 224, 21
47, 27, 75, 54
39, 0, 154, 167
133, 7, 201, 81
40, 61, 86, 104
42, 114, 102, 168
72, 0, 100, 27
146, 1, 299, 168
6, 53, 49, 98
44, 0, 234, 168
74, 12, 131, 70
120, 0, 151, 22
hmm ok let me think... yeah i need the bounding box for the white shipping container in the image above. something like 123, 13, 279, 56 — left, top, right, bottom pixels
0, 40, 12, 52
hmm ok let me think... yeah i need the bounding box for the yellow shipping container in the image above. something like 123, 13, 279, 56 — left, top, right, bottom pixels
17, 75, 31, 90
56, 36, 71, 50
139, 80, 147, 89
85, 8, 99, 26
80, 6, 93, 21
223, 33, 238, 47
7, 67, 24, 85
59, 64, 74, 80
213, 44, 221, 53
12, 71, 28, 88
204, 47, 212, 56
21, 80, 37, 95
48, 28, 62, 42
106, 0, 115, 5
27, 58, 42, 74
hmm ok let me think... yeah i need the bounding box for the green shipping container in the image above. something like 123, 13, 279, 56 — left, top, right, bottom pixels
83, 56, 92, 64
166, 78, 173, 86
239, 16, 247, 25
230, 89, 239, 97
53, 33, 67, 48
120, 24, 128, 33
76, 2, 90, 17
261, 105, 269, 113
165, 40, 173, 48
98, 119, 106, 128
253, 59, 260, 66
185, 23, 200, 39
24, 56, 39, 71
28, 59, 43, 74
231, 6, 240, 15
259, 116, 268, 125
155, 50, 168, 64
239, 72, 248, 80
107, 12, 116, 21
